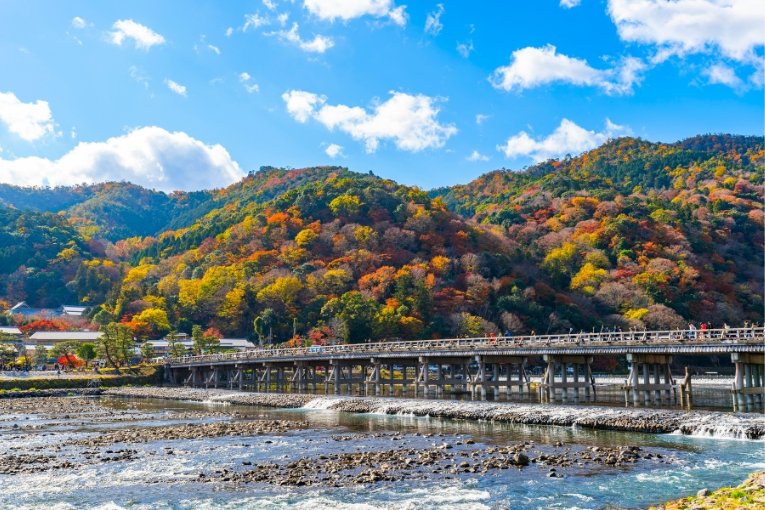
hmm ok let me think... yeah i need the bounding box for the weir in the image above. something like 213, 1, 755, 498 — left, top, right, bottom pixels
164, 327, 765, 411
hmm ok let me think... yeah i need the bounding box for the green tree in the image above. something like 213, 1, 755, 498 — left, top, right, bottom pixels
140, 341, 155, 360
93, 308, 114, 327
0, 343, 17, 368
167, 333, 187, 358
34, 345, 49, 368
191, 325, 220, 354
322, 291, 379, 343
76, 342, 97, 368
97, 323, 135, 371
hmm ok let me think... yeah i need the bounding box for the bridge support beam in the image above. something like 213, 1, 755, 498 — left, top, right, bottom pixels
624, 354, 676, 406
542, 355, 595, 402
731, 353, 764, 412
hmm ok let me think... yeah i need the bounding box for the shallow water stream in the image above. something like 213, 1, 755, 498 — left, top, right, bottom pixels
0, 396, 763, 509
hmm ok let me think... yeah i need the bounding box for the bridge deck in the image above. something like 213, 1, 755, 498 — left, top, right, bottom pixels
168, 327, 764, 368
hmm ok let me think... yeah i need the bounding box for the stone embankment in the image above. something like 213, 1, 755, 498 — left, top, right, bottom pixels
104, 387, 765, 440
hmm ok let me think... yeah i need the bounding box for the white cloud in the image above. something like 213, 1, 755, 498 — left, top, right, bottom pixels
475, 114, 490, 125
277, 13, 290, 26
283, 90, 324, 122
425, 4, 444, 35
208, 44, 220, 55
239, 72, 260, 93
129, 66, 150, 89
243, 13, 270, 32
165, 79, 187, 97
325, 143, 343, 158
0, 127, 243, 191
225, 27, 234, 37
608, 0, 764, 63
282, 90, 457, 152
467, 150, 489, 162
303, 0, 408, 26
270, 23, 334, 53
560, 0, 581, 8
456, 40, 473, 58
263, 0, 277, 11
0, 91, 55, 141
497, 118, 629, 162
109, 19, 165, 50
489, 45, 646, 95
704, 63, 744, 89
71, 16, 87, 29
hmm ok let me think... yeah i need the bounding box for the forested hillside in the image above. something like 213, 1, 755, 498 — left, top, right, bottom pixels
0, 135, 762, 342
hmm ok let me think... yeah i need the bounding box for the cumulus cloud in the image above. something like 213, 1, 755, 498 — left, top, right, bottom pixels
165, 79, 187, 97
490, 45, 646, 95
282, 90, 457, 152
608, 0, 764, 63
0, 91, 55, 141
425, 4, 444, 35
239, 72, 260, 93
560, 0, 581, 8
0, 126, 243, 191
704, 63, 744, 89
283, 90, 324, 122
263, 0, 277, 10
497, 118, 629, 162
269, 23, 334, 53
71, 16, 87, 29
467, 150, 489, 162
109, 19, 165, 50
325, 143, 343, 158
303, 0, 408, 26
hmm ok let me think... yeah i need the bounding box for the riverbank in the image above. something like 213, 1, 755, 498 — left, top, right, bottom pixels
0, 365, 161, 392
104, 386, 765, 439
652, 471, 765, 509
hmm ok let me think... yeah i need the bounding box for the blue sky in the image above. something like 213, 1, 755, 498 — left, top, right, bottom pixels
0, 0, 762, 191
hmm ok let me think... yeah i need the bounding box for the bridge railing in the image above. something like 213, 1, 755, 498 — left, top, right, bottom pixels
168, 327, 764, 366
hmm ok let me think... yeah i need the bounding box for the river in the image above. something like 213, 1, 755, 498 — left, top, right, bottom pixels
0, 394, 763, 509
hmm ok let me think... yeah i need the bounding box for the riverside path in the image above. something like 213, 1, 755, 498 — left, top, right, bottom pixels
165, 327, 765, 412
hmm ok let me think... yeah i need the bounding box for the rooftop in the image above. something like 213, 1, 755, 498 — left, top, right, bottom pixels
29, 331, 103, 341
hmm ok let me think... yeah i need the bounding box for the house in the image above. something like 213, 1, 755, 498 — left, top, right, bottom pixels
29, 331, 103, 346
6, 302, 90, 318
8, 301, 57, 317
147, 337, 254, 355
59, 305, 88, 316
0, 326, 22, 337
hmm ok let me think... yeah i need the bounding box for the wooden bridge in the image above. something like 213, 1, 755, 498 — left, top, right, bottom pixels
165, 327, 765, 411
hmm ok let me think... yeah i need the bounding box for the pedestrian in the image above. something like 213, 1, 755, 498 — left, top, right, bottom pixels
688, 323, 696, 340
700, 322, 707, 339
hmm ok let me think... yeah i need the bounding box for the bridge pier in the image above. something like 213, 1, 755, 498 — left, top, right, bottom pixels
731, 353, 764, 412
542, 355, 595, 402
624, 354, 676, 406
480, 356, 530, 399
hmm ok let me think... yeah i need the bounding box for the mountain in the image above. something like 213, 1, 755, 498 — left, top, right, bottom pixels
0, 135, 762, 341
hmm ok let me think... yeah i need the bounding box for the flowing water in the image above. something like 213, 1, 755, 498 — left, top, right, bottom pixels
1, 396, 763, 510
